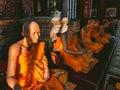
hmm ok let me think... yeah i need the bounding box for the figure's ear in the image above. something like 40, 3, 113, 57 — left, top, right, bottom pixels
22, 31, 27, 37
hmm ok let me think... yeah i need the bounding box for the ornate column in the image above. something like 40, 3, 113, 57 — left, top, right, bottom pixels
83, 0, 91, 19
82, 0, 92, 26
100, 0, 105, 22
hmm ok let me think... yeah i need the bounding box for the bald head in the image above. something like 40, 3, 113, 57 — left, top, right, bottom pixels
22, 20, 40, 36
22, 20, 41, 44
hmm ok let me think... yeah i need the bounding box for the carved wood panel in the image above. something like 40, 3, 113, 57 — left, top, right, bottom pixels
1, 0, 22, 17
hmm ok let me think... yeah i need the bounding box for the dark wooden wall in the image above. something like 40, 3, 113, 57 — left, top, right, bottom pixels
92, 0, 120, 19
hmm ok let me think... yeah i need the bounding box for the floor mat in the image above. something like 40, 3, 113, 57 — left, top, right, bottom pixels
65, 81, 77, 90
81, 58, 99, 74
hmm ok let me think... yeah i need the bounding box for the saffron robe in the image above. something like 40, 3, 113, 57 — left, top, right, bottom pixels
81, 27, 103, 53
16, 42, 65, 90
53, 34, 92, 72
91, 28, 109, 44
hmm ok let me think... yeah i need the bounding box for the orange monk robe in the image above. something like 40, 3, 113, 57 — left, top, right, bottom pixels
66, 34, 93, 64
91, 28, 109, 44
16, 42, 65, 90
81, 27, 103, 53
53, 34, 92, 72
99, 26, 111, 38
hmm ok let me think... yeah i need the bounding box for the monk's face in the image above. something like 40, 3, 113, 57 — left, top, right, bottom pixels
28, 21, 40, 44
87, 22, 93, 29
71, 21, 80, 32
104, 22, 110, 28
93, 22, 99, 28
62, 18, 68, 25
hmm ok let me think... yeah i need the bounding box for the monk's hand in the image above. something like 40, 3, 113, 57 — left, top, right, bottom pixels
53, 71, 64, 78
14, 84, 23, 90
77, 49, 87, 54
90, 42, 95, 44
82, 49, 88, 53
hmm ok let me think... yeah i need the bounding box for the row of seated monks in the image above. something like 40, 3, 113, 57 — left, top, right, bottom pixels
6, 19, 76, 90
50, 17, 112, 72
5, 18, 113, 90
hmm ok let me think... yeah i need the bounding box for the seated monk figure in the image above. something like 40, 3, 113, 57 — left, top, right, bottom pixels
99, 20, 111, 39
61, 17, 69, 33
50, 17, 61, 42
6, 20, 68, 90
81, 20, 103, 53
91, 20, 110, 45
52, 19, 94, 72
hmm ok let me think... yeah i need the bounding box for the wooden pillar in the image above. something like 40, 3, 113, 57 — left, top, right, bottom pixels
82, 0, 92, 26
83, 0, 91, 19
100, 0, 105, 22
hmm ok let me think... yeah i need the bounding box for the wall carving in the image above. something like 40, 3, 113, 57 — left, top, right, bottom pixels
0, 0, 22, 17
0, 0, 6, 13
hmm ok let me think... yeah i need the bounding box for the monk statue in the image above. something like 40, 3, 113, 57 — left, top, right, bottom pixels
81, 19, 103, 53
99, 20, 111, 39
6, 20, 69, 90
52, 19, 95, 73
91, 20, 110, 45
61, 17, 69, 33
50, 17, 61, 42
